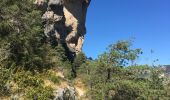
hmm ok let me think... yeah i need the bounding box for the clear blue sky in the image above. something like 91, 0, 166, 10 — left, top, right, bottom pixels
83, 0, 170, 65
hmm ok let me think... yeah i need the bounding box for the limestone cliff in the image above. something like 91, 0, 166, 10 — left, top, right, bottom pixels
34, 0, 91, 54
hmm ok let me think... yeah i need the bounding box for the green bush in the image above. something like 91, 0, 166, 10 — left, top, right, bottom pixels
0, 67, 11, 96
13, 71, 44, 88
71, 52, 86, 78
26, 86, 53, 100
47, 71, 60, 84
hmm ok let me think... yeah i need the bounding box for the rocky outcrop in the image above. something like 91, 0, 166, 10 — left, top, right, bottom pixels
53, 87, 77, 100
34, 0, 91, 54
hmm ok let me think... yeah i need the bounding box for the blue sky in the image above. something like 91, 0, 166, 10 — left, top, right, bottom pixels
83, 0, 170, 65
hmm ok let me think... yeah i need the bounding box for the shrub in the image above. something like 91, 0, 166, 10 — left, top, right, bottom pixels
26, 86, 53, 100
13, 71, 44, 88
47, 71, 60, 84
0, 67, 11, 96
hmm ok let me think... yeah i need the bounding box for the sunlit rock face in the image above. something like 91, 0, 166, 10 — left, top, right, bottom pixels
34, 0, 91, 54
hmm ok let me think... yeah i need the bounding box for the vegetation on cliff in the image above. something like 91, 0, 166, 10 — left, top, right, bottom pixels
0, 0, 68, 99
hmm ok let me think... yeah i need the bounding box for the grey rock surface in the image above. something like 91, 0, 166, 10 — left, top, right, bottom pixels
35, 0, 91, 54
53, 87, 77, 100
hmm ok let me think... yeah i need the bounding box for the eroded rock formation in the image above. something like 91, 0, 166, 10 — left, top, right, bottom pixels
34, 0, 91, 54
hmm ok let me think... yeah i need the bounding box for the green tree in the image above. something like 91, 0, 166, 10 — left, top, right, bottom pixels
99, 40, 142, 81
71, 52, 86, 78
0, 0, 46, 70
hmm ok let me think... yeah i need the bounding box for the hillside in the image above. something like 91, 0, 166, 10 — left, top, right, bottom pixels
0, 0, 170, 100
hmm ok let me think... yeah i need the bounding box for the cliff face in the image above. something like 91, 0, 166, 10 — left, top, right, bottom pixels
34, 0, 91, 54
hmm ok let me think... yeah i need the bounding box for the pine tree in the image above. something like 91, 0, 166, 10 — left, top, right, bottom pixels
0, 0, 46, 70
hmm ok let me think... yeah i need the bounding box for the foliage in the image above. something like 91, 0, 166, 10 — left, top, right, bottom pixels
0, 0, 44, 70
0, 0, 170, 99
0, 66, 11, 96
79, 41, 170, 100
73, 52, 86, 68
84, 63, 170, 99
47, 71, 60, 84
13, 71, 44, 88
150, 69, 164, 90
26, 86, 53, 100
71, 52, 87, 78
100, 40, 142, 67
